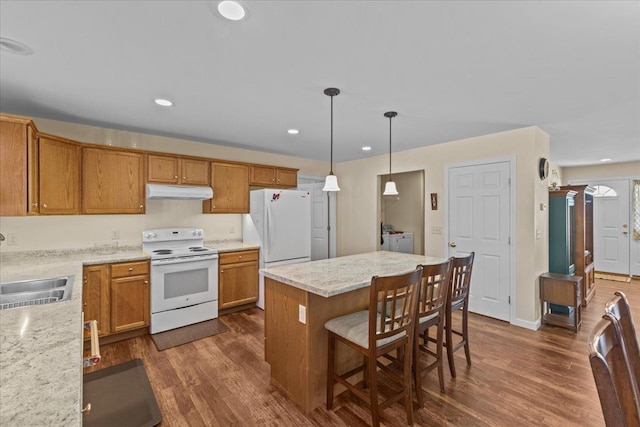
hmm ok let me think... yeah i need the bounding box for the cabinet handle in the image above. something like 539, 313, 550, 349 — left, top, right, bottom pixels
139, 205, 144, 209
43, 203, 48, 208
238, 255, 242, 259
128, 267, 134, 272
32, 203, 38, 207
81, 403, 91, 414
83, 303, 87, 307
183, 176, 186, 180
221, 270, 224, 273
174, 175, 178, 179
144, 280, 149, 284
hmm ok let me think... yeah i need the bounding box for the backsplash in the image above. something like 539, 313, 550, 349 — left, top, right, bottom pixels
0, 199, 242, 253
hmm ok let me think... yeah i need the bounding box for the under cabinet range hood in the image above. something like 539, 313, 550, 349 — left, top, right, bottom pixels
146, 184, 213, 200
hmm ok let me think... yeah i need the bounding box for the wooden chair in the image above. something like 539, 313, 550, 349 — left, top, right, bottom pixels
445, 252, 474, 378
413, 259, 453, 407
605, 291, 640, 383
325, 267, 422, 427
589, 315, 640, 427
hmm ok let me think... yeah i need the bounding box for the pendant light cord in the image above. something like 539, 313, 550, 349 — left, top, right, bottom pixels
330, 94, 334, 175
388, 114, 392, 182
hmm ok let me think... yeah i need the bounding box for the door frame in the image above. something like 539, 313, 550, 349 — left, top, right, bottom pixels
298, 175, 337, 259
569, 176, 640, 277
444, 156, 516, 324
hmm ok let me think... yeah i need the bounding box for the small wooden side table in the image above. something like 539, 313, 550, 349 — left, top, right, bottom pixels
540, 272, 583, 333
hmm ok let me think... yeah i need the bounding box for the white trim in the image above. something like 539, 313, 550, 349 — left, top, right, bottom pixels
511, 317, 541, 331
444, 156, 516, 325
569, 176, 640, 185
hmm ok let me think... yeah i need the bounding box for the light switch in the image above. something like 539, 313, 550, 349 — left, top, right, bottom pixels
431, 226, 442, 235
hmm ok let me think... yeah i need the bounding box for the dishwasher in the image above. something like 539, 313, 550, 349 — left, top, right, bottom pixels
82, 319, 161, 427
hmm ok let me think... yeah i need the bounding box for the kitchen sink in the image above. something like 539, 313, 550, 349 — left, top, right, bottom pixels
0, 276, 74, 310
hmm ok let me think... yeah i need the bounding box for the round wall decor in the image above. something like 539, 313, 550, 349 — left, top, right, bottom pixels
538, 157, 549, 180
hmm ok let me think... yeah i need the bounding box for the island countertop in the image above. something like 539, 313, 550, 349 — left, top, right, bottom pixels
261, 251, 446, 298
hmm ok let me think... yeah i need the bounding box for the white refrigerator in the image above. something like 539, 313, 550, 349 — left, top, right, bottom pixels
242, 189, 311, 309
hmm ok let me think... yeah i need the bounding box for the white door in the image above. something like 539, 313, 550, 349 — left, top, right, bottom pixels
591, 180, 631, 275
298, 181, 336, 260
448, 161, 511, 321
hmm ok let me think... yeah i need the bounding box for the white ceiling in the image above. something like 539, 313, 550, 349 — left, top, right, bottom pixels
1, 1, 638, 167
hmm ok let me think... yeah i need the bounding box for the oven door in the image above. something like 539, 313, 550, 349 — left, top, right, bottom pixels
150, 255, 218, 314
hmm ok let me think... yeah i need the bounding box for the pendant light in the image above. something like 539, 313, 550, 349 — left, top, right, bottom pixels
322, 88, 341, 192
383, 111, 399, 196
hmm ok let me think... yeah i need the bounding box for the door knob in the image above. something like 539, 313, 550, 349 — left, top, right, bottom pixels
449, 242, 457, 248
623, 231, 629, 235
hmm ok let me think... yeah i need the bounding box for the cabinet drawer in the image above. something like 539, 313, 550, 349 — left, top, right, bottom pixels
111, 261, 149, 278
219, 250, 259, 265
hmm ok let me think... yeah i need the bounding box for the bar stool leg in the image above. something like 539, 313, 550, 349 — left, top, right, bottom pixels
327, 332, 336, 409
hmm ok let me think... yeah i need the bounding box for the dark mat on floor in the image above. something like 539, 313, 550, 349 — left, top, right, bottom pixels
83, 359, 161, 427
151, 318, 230, 351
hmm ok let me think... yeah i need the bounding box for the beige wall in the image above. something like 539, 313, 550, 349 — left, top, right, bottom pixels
0, 117, 327, 252
561, 160, 640, 183
335, 126, 550, 328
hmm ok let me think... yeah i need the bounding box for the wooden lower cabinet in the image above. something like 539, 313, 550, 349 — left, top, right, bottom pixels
219, 250, 259, 310
583, 263, 596, 307
82, 264, 111, 338
82, 260, 150, 341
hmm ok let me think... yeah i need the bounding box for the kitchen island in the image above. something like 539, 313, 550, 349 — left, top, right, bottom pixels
261, 251, 446, 413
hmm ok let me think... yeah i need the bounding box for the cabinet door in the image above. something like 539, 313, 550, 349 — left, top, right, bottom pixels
250, 165, 277, 186
207, 162, 249, 213
0, 120, 28, 216
110, 275, 150, 333
219, 261, 259, 309
181, 158, 210, 185
82, 147, 145, 214
83, 265, 110, 337
39, 136, 80, 215
147, 154, 179, 184
276, 169, 298, 187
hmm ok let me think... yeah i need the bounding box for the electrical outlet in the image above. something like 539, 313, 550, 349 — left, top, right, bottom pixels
111, 230, 120, 240
431, 226, 442, 235
7, 233, 18, 246
299, 304, 306, 324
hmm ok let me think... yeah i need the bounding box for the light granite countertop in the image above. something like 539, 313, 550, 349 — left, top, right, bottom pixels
0, 247, 148, 426
0, 240, 254, 426
261, 251, 447, 297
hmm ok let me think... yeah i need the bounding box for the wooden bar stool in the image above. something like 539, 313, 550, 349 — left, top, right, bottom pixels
589, 315, 640, 426
413, 259, 452, 407
325, 267, 422, 427
445, 252, 474, 378
605, 291, 640, 385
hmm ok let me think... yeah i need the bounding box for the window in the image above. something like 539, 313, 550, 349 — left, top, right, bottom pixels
592, 185, 618, 198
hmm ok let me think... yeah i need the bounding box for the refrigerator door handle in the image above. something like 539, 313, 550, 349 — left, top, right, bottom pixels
266, 201, 273, 256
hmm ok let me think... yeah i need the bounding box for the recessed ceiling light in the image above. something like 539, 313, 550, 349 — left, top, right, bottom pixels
600, 158, 611, 162
154, 99, 173, 107
361, 146, 372, 151
287, 129, 299, 135
217, 1, 247, 21
0, 37, 34, 55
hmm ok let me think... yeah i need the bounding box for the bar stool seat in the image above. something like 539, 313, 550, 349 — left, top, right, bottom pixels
325, 311, 407, 349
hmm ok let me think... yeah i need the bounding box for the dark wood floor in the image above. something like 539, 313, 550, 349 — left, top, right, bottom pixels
88, 278, 639, 426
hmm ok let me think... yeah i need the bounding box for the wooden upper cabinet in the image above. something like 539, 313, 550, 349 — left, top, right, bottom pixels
147, 154, 209, 186
250, 165, 298, 188
0, 115, 38, 216
205, 162, 249, 213
38, 135, 80, 215
181, 158, 209, 185
82, 147, 145, 214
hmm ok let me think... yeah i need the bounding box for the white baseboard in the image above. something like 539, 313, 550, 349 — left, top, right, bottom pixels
510, 317, 541, 331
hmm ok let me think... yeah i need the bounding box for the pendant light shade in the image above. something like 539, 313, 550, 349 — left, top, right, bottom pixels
323, 88, 340, 192
382, 111, 398, 196
383, 181, 398, 196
